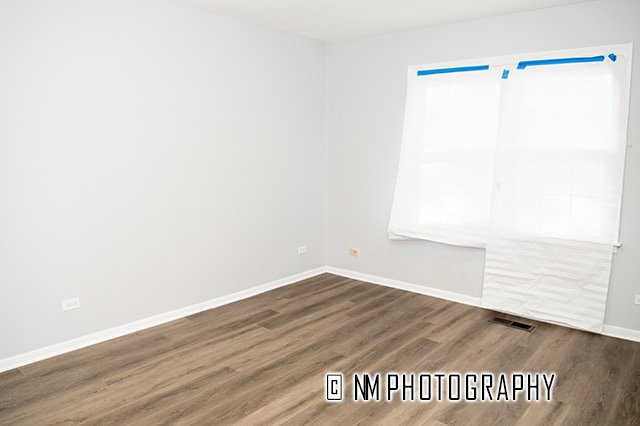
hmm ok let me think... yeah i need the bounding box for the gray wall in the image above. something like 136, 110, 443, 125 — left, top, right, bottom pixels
0, 0, 327, 359
2, 0, 639, 363
327, 0, 640, 332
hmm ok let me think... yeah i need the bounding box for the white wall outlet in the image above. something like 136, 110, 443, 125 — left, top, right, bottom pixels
298, 245, 307, 254
635, 294, 640, 305
349, 248, 360, 257
62, 297, 80, 312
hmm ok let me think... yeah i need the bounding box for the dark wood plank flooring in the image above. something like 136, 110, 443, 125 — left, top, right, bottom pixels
1, 273, 639, 425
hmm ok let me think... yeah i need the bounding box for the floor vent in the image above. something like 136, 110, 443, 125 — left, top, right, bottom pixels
490, 317, 535, 332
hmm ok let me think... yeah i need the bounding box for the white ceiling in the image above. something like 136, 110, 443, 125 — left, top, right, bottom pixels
168, 0, 594, 42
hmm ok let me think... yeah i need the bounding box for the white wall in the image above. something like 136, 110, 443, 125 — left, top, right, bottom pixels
327, 0, 640, 332
0, 0, 327, 359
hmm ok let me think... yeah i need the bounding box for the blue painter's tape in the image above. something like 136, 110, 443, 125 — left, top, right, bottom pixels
517, 55, 605, 69
417, 64, 489, 76
608, 53, 617, 62
501, 69, 510, 79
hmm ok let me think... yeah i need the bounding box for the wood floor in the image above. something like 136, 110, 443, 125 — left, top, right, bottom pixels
1, 273, 639, 425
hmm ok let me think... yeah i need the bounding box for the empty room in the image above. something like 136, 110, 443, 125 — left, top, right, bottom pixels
1, 0, 639, 424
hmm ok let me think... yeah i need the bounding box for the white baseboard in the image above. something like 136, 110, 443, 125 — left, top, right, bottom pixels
3, 265, 637, 373
0, 267, 327, 373
328, 267, 640, 343
602, 324, 640, 343
326, 267, 482, 307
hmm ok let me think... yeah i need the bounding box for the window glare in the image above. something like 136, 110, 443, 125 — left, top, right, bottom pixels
423, 77, 500, 153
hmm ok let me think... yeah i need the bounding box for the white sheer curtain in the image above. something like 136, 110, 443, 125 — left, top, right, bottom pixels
482, 55, 630, 332
389, 45, 632, 332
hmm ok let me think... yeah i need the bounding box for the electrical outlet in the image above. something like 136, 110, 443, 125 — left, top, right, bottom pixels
298, 245, 307, 255
349, 248, 360, 257
635, 295, 640, 305
62, 297, 80, 312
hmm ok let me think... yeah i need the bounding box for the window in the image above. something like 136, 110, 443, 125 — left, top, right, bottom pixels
389, 45, 631, 248
389, 67, 501, 247
389, 45, 633, 332
490, 59, 627, 244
